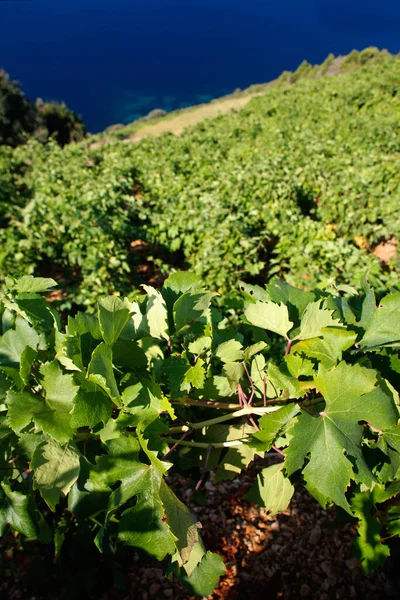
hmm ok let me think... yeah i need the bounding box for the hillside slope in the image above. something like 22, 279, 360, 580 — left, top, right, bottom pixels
0, 49, 398, 307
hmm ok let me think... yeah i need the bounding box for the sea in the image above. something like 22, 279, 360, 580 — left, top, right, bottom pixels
0, 0, 399, 133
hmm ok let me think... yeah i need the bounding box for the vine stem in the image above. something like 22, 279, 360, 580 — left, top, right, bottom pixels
162, 429, 193, 460
193, 445, 212, 493
168, 405, 281, 434
163, 437, 244, 449
285, 338, 293, 356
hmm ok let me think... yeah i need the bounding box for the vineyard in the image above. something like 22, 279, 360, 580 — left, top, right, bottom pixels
0, 49, 400, 599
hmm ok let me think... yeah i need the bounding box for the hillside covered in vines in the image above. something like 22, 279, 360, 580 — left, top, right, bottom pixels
0, 49, 398, 308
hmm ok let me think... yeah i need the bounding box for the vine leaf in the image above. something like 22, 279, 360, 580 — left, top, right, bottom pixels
14, 276, 57, 294
296, 301, 344, 341
0, 317, 42, 367
0, 480, 37, 538
70, 379, 111, 429
359, 292, 400, 350
244, 301, 293, 339
285, 362, 398, 513
292, 328, 357, 368
184, 358, 206, 389
35, 361, 78, 443
215, 340, 244, 363
352, 491, 390, 573
249, 404, 300, 452
87, 342, 120, 404
245, 463, 294, 516
121, 380, 171, 426
173, 291, 216, 333
179, 551, 226, 597
98, 296, 133, 346
117, 467, 177, 560
142, 285, 169, 341
32, 439, 81, 511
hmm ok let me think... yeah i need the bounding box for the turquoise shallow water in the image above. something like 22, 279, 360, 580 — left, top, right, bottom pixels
0, 0, 399, 132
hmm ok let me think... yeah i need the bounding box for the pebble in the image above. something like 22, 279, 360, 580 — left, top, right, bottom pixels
149, 583, 161, 596
309, 525, 322, 545
300, 583, 312, 597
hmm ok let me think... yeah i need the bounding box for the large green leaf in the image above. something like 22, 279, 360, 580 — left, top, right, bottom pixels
98, 296, 133, 346
32, 439, 81, 511
285, 362, 398, 512
244, 301, 293, 339
87, 342, 120, 404
14, 276, 57, 294
173, 291, 215, 333
180, 551, 226, 597
0, 317, 42, 367
359, 292, 400, 350
70, 379, 111, 429
296, 301, 343, 340
0, 480, 37, 537
142, 285, 169, 341
35, 361, 78, 443
245, 463, 294, 516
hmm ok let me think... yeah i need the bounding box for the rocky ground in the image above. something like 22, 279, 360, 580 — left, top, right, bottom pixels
113, 455, 400, 600
2, 454, 399, 600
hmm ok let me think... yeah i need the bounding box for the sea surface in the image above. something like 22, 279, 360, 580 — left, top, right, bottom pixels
0, 0, 399, 132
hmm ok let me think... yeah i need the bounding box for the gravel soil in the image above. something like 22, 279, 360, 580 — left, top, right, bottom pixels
1, 455, 399, 600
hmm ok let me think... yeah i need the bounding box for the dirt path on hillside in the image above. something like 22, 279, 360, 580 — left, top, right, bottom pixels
126, 93, 263, 142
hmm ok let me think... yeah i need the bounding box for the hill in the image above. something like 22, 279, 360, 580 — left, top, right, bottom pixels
0, 47, 398, 308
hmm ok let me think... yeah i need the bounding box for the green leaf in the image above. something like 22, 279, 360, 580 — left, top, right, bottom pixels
223, 361, 245, 384
35, 361, 78, 443
0, 317, 42, 367
292, 328, 357, 368
118, 467, 176, 560
244, 301, 293, 339
296, 301, 343, 341
358, 275, 376, 329
142, 285, 169, 341
19, 346, 37, 385
6, 390, 44, 433
188, 336, 212, 356
14, 276, 57, 294
249, 404, 300, 451
215, 443, 260, 481
98, 296, 133, 346
70, 379, 111, 429
352, 491, 390, 573
173, 291, 215, 333
268, 363, 307, 398
266, 280, 315, 322
285, 362, 398, 513
359, 292, 400, 350
159, 478, 205, 574
32, 439, 80, 511
180, 551, 226, 597
245, 463, 294, 515
0, 480, 37, 538
87, 342, 120, 404
215, 340, 244, 363
184, 358, 206, 389
121, 380, 167, 426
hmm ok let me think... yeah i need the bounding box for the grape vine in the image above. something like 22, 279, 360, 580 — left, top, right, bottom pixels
0, 272, 399, 594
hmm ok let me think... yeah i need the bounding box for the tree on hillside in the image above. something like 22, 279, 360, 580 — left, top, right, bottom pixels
0, 69, 86, 147
0, 69, 39, 146
36, 99, 86, 146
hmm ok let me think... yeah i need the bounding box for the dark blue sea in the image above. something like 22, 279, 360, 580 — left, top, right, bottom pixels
0, 0, 399, 132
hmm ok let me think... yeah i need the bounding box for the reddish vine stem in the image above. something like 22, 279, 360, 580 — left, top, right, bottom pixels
162, 429, 193, 460
272, 445, 285, 456
243, 362, 256, 405
285, 339, 293, 356
193, 445, 213, 495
